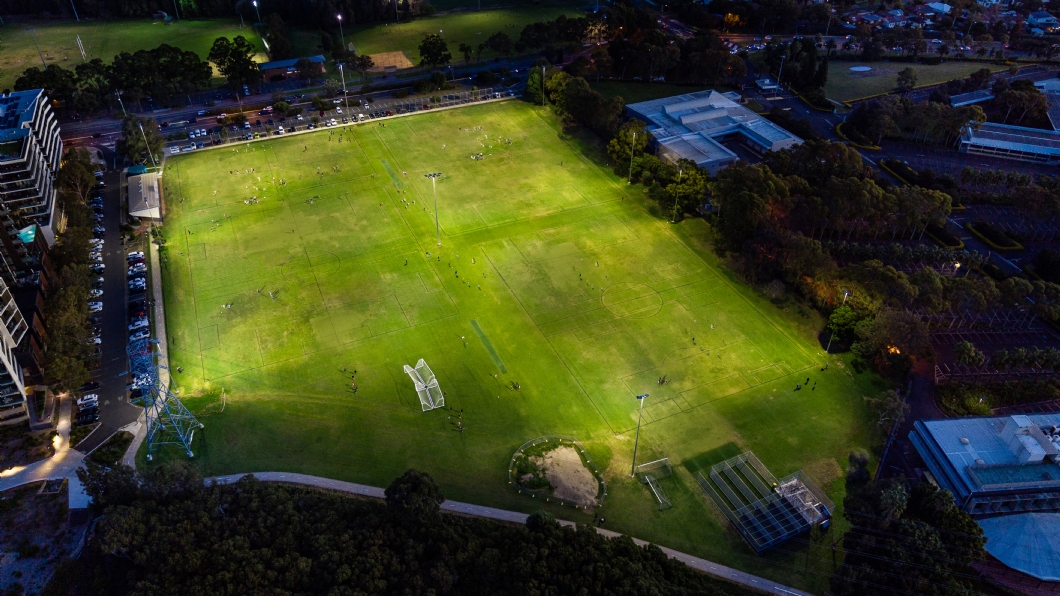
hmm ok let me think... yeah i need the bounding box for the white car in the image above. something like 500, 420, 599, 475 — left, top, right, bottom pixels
184, 143, 196, 151
296, 114, 304, 121
128, 263, 147, 272
90, 239, 104, 246
127, 251, 144, 259
130, 330, 150, 341
170, 147, 180, 154
87, 336, 101, 345
129, 319, 149, 331
76, 394, 99, 407
129, 281, 146, 291
336, 107, 343, 113
277, 126, 284, 135
89, 289, 103, 298
88, 302, 103, 312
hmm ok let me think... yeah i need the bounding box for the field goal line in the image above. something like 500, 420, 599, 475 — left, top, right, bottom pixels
403, 358, 444, 411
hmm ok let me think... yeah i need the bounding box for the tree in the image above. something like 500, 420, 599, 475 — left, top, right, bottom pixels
353, 54, 375, 80
864, 389, 909, 428
828, 305, 859, 336
458, 42, 473, 63
295, 57, 323, 82
486, 31, 513, 56
606, 119, 651, 177
384, 469, 445, 521
418, 34, 452, 67
116, 114, 164, 164
208, 36, 260, 86
263, 13, 293, 60
589, 46, 613, 82
526, 68, 544, 104
954, 341, 985, 367
711, 164, 791, 253
896, 66, 918, 92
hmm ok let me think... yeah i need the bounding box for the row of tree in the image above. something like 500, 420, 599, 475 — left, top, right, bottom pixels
41, 149, 99, 392
51, 464, 755, 595
846, 96, 987, 146
14, 44, 211, 113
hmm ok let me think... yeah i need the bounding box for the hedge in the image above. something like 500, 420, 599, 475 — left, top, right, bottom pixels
926, 223, 964, 249
835, 122, 881, 150
965, 221, 1024, 251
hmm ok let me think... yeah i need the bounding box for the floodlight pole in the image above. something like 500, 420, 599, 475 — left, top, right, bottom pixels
338, 64, 350, 112
28, 29, 47, 68
630, 393, 649, 477
627, 132, 637, 184
138, 121, 157, 166
116, 92, 128, 116
252, 0, 261, 25
774, 54, 787, 99
338, 14, 345, 51
425, 172, 442, 246
824, 290, 849, 354
670, 168, 682, 223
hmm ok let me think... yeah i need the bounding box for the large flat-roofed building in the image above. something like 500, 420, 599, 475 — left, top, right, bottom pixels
0, 89, 62, 283
910, 414, 1060, 517
625, 90, 802, 175
959, 122, 1060, 164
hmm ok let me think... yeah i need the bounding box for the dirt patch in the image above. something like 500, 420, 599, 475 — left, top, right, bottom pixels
532, 446, 600, 509
803, 458, 843, 487
367, 51, 415, 72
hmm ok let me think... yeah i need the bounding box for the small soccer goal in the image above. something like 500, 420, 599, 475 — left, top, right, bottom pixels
403, 358, 444, 411
636, 458, 674, 511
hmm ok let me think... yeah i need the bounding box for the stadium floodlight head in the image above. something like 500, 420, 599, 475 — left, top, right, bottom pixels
337, 13, 345, 50
425, 173, 442, 246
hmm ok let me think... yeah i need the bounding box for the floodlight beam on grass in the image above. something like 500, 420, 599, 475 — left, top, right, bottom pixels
126, 338, 204, 460
403, 358, 444, 411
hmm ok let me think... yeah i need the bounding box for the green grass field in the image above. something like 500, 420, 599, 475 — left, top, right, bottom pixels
339, 5, 585, 64
0, 19, 265, 91
824, 60, 1006, 101
158, 100, 882, 592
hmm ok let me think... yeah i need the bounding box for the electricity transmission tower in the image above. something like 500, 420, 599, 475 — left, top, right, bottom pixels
126, 339, 203, 461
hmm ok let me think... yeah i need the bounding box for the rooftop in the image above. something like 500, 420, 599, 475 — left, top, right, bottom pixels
0, 90, 44, 149
626, 90, 801, 162
258, 55, 326, 72
979, 513, 1060, 581
949, 89, 994, 107
915, 414, 1060, 495
128, 172, 161, 218
963, 122, 1060, 156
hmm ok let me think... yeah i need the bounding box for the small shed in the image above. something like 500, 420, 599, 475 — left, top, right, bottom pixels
128, 171, 161, 220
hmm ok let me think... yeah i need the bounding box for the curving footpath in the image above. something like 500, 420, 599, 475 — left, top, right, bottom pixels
209, 472, 811, 596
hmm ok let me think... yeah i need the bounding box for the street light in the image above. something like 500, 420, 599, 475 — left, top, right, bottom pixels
115, 91, 128, 117
670, 168, 682, 223
824, 290, 850, 354
774, 53, 787, 99
630, 394, 649, 476
251, 0, 261, 25
425, 172, 442, 246
337, 14, 345, 51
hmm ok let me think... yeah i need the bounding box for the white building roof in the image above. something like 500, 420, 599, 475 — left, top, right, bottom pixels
129, 172, 161, 219
962, 122, 1060, 157
626, 90, 801, 169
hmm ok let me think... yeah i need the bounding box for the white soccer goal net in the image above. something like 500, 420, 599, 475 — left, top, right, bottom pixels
403, 358, 445, 411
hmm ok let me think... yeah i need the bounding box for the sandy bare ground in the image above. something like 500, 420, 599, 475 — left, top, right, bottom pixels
368, 51, 414, 72
533, 446, 600, 509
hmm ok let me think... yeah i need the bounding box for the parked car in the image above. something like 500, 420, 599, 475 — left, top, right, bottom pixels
90, 264, 105, 273
76, 394, 99, 407
86, 336, 101, 345
88, 302, 103, 312
127, 251, 144, 260
75, 412, 99, 426
79, 381, 100, 392
89, 289, 103, 298
130, 330, 150, 341
129, 319, 149, 331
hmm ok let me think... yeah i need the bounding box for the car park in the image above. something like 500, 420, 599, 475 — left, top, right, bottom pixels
79, 382, 100, 392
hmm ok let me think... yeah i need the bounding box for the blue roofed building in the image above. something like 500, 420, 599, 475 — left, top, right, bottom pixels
258, 55, 327, 80
910, 414, 1060, 517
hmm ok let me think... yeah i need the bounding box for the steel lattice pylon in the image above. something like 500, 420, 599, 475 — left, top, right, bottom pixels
126, 339, 203, 461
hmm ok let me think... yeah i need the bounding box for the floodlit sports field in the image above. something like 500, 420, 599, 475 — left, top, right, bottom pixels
160, 100, 878, 590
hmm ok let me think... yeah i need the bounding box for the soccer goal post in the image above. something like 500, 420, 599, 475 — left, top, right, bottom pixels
403, 358, 445, 411
645, 475, 673, 510
635, 458, 673, 483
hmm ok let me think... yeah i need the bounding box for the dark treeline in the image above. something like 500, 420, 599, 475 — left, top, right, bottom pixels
47, 464, 754, 595
0, 0, 429, 30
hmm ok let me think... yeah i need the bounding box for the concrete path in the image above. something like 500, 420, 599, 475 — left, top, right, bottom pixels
149, 239, 171, 390
0, 394, 90, 509
209, 472, 811, 596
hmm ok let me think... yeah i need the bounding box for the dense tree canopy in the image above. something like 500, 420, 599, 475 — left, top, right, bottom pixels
53, 463, 754, 595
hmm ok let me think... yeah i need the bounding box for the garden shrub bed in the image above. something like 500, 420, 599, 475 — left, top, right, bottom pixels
926, 223, 963, 248
967, 221, 1023, 250
880, 159, 917, 185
